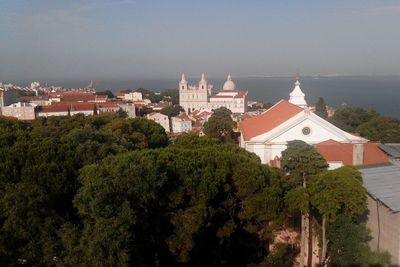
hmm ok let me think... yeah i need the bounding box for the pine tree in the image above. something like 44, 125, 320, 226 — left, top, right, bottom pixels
315, 97, 328, 119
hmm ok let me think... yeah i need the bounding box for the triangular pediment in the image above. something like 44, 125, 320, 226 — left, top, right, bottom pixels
250, 110, 367, 144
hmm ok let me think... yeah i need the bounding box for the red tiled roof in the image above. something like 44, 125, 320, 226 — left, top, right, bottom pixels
39, 103, 95, 113
174, 113, 190, 120
315, 140, 389, 166
239, 100, 303, 141
39, 105, 69, 113
97, 102, 119, 108
61, 94, 96, 102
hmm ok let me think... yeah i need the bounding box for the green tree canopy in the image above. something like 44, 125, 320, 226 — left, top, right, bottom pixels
96, 90, 115, 99
0, 114, 168, 266
204, 107, 236, 143
281, 140, 328, 187
326, 215, 390, 267
309, 166, 367, 265
329, 107, 379, 132
65, 140, 285, 266
160, 104, 184, 118
357, 116, 400, 142
160, 89, 179, 105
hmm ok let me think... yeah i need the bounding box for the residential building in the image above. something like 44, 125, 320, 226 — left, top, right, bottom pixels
37, 103, 96, 117
124, 92, 143, 101
0, 102, 36, 120
172, 113, 192, 133
146, 112, 169, 132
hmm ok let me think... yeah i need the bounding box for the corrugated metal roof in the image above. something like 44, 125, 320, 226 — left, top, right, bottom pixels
360, 162, 400, 212
379, 144, 400, 158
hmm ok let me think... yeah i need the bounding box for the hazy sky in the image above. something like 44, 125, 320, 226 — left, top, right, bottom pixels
1, 0, 400, 81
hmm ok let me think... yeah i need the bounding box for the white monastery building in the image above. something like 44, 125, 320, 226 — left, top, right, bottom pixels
238, 79, 390, 169
179, 74, 247, 114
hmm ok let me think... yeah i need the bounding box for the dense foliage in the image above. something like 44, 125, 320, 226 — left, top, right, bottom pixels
0, 116, 288, 266
0, 114, 391, 266
281, 141, 389, 266
0, 114, 168, 266
159, 105, 184, 118
330, 106, 400, 142
204, 107, 236, 143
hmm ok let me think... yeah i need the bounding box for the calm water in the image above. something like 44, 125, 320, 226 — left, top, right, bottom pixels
19, 76, 400, 118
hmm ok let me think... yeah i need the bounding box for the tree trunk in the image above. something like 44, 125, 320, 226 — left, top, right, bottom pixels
300, 213, 306, 267
300, 174, 307, 267
320, 216, 327, 267
307, 214, 312, 267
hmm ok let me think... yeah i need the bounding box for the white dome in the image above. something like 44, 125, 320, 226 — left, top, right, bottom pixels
223, 74, 236, 90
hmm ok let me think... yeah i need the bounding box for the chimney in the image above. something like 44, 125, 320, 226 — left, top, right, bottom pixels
353, 143, 364, 166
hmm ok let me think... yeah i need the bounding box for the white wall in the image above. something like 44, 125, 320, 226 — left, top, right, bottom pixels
172, 119, 192, 133
367, 195, 400, 265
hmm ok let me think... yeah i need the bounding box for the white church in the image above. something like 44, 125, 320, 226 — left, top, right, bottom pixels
238, 79, 389, 169
179, 74, 247, 114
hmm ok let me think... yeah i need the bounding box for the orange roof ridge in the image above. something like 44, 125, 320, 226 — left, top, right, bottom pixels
239, 99, 303, 141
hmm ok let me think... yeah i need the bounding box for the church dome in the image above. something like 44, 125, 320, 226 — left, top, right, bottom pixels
222, 74, 236, 90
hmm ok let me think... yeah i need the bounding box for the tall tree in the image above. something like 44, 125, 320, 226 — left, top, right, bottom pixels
314, 97, 328, 119
309, 166, 367, 266
204, 107, 236, 143
281, 140, 328, 267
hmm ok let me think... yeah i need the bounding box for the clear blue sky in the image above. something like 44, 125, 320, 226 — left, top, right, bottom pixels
1, 0, 400, 81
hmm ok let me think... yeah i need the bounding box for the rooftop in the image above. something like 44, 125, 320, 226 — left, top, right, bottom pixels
315, 139, 389, 166
379, 143, 400, 158
360, 162, 400, 212
239, 100, 303, 141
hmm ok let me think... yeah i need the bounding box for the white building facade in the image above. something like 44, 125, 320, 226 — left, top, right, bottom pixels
171, 113, 192, 133
147, 112, 170, 132
179, 74, 247, 114
239, 80, 367, 166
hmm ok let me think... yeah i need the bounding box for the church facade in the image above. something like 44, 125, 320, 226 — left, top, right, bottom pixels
239, 79, 373, 168
179, 74, 247, 114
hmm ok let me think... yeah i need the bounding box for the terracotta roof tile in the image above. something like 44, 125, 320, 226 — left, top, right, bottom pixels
174, 113, 191, 120
239, 100, 303, 141
39, 103, 95, 113
315, 140, 389, 166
